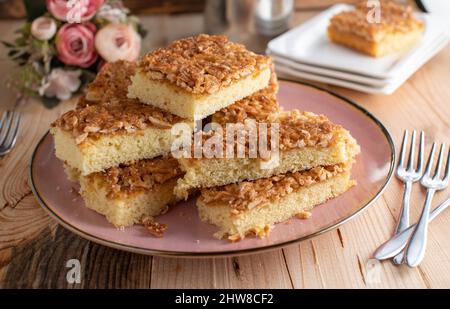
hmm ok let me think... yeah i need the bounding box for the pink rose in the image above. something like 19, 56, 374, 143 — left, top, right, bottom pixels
95, 24, 141, 62
46, 0, 104, 22
56, 23, 98, 68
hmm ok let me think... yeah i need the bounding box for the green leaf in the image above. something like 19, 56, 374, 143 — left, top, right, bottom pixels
24, 0, 47, 21
8, 49, 19, 57
13, 54, 31, 63
138, 24, 148, 39
41, 96, 61, 109
18, 60, 28, 66
14, 36, 28, 46
1, 40, 15, 48
81, 69, 97, 84
8, 49, 27, 59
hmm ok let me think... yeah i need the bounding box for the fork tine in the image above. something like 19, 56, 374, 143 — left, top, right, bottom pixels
433, 143, 446, 180
0, 111, 13, 146
416, 131, 425, 173
407, 130, 416, 172
442, 146, 450, 183
0, 111, 7, 129
3, 113, 21, 150
423, 143, 436, 178
398, 130, 408, 168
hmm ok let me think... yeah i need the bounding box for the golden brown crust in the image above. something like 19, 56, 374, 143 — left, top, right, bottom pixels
277, 110, 339, 150
138, 34, 272, 95
200, 163, 350, 213
83, 60, 136, 104
187, 109, 340, 161
296, 211, 312, 219
212, 71, 280, 125
328, 28, 380, 56
53, 99, 184, 144
52, 61, 185, 144
90, 156, 184, 199
329, 0, 424, 43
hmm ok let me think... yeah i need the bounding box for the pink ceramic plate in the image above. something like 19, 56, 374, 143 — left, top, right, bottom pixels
30, 81, 395, 257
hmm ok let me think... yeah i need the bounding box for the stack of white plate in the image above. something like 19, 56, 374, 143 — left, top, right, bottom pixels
267, 4, 450, 94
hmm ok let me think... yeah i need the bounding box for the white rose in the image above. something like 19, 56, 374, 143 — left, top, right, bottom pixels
39, 69, 82, 101
96, 4, 128, 23
31, 16, 57, 41
95, 24, 141, 62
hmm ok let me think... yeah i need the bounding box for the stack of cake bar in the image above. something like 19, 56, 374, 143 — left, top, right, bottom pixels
51, 60, 192, 229
51, 34, 360, 241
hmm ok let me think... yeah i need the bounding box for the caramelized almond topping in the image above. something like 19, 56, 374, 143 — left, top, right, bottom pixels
188, 109, 340, 160
329, 0, 424, 42
139, 34, 272, 94
212, 71, 280, 125
296, 211, 312, 219
200, 163, 349, 212
277, 110, 339, 150
52, 61, 184, 143
83, 60, 136, 104
90, 156, 183, 199
142, 216, 167, 238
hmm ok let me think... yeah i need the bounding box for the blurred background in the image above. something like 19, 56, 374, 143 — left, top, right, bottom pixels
0, 1, 367, 18
0, 0, 419, 54
0, 0, 427, 107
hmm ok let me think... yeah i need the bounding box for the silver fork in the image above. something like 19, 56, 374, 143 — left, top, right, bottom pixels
405, 142, 450, 267
391, 130, 424, 264
0, 111, 21, 156
374, 197, 450, 260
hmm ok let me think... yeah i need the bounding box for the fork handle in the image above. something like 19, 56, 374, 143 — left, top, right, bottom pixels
395, 181, 412, 235
405, 189, 436, 267
392, 251, 405, 265
374, 197, 450, 260
392, 181, 412, 265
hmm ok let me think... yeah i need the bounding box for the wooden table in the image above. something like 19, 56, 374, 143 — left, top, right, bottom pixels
1, 9, 449, 289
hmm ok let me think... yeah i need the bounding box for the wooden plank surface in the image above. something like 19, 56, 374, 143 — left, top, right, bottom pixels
0, 8, 449, 289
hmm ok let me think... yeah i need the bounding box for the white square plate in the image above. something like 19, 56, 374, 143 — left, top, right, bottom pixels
275, 34, 450, 94
268, 4, 450, 79
270, 30, 449, 88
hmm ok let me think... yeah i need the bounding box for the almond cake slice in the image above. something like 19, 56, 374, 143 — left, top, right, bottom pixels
211, 69, 280, 125
328, 0, 424, 57
174, 109, 360, 199
197, 161, 355, 241
76, 156, 183, 228
128, 34, 273, 120
50, 61, 193, 176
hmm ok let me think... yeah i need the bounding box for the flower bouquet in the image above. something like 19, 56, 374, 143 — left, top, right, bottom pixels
2, 0, 145, 107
